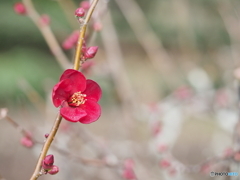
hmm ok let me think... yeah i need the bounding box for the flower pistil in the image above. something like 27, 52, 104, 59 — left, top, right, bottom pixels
68, 92, 87, 106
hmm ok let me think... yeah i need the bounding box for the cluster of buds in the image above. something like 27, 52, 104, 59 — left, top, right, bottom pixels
122, 159, 137, 180
62, 32, 98, 60
20, 132, 34, 148
42, 155, 59, 175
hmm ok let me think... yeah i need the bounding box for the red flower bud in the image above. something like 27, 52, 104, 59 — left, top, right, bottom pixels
62, 31, 79, 50
42, 155, 54, 170
159, 159, 171, 168
14, 2, 26, 15
20, 137, 33, 148
48, 165, 59, 175
83, 46, 98, 59
80, 1, 90, 10
44, 133, 49, 138
122, 168, 136, 180
75, 8, 85, 17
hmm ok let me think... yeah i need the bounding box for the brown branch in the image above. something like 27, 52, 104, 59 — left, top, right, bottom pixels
73, 0, 99, 70
30, 113, 62, 180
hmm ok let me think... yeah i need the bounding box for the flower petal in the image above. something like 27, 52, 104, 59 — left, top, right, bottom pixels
78, 99, 101, 124
60, 105, 87, 122
52, 79, 72, 107
60, 69, 86, 92
83, 80, 102, 102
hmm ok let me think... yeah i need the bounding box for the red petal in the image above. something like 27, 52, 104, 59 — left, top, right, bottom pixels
83, 80, 102, 102
60, 106, 87, 122
52, 79, 72, 107
60, 69, 86, 92
78, 99, 101, 124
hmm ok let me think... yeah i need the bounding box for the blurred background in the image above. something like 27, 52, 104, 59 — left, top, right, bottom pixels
0, 0, 240, 180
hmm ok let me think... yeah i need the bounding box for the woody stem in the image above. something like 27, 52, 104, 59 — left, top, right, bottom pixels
73, 0, 99, 70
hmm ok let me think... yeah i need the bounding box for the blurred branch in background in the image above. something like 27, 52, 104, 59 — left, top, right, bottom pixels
18, 78, 45, 114
57, 0, 78, 29
100, 7, 137, 127
115, 0, 183, 93
218, 1, 240, 67
22, 0, 71, 69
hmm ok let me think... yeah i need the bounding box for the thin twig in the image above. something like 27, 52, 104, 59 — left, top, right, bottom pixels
22, 0, 71, 69
5, 116, 31, 137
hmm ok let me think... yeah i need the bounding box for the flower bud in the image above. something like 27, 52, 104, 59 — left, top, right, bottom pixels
48, 165, 59, 175
75, 8, 85, 17
159, 159, 171, 168
14, 2, 26, 15
122, 168, 136, 180
83, 46, 98, 59
62, 31, 79, 50
80, 1, 90, 10
20, 137, 33, 148
44, 133, 49, 138
42, 155, 54, 170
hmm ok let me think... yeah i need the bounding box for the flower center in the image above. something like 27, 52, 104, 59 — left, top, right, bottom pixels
68, 92, 87, 107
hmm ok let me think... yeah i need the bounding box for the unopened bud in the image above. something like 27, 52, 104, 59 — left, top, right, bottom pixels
14, 2, 26, 15
45, 133, 49, 138
83, 46, 98, 59
62, 31, 79, 50
48, 165, 59, 175
42, 155, 54, 170
20, 137, 33, 148
75, 8, 85, 17
80, 1, 90, 10
159, 159, 171, 168
122, 168, 136, 180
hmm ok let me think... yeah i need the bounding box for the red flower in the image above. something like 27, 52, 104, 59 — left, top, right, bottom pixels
52, 69, 101, 124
